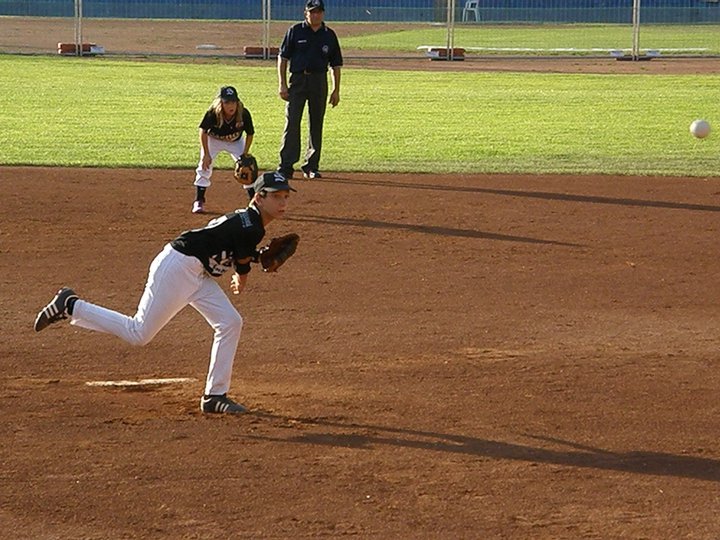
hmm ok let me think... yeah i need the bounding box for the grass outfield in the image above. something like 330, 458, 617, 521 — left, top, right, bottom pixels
342, 24, 720, 55
0, 55, 718, 176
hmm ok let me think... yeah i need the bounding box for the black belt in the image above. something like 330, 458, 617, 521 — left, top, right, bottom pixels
299, 69, 325, 74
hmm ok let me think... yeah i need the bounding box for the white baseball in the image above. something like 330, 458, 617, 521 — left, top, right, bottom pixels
690, 119, 711, 139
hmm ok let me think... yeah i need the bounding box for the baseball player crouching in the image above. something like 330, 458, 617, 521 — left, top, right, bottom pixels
193, 85, 256, 214
34, 172, 297, 415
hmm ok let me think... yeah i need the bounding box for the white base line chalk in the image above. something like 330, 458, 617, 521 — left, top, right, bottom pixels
86, 378, 196, 387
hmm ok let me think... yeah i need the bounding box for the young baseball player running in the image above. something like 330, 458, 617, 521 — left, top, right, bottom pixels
193, 85, 256, 214
34, 172, 296, 415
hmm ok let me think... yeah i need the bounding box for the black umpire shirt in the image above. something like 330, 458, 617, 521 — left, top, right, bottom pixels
280, 21, 343, 74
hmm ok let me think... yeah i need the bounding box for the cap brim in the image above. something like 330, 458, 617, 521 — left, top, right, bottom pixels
265, 185, 297, 192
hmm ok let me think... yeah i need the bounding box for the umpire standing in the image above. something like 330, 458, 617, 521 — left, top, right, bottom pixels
276, 0, 343, 180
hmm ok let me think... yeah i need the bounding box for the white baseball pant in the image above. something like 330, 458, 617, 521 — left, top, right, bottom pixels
194, 135, 247, 188
70, 244, 243, 396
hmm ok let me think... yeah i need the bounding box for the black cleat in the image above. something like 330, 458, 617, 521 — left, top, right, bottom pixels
200, 394, 248, 414
34, 287, 78, 332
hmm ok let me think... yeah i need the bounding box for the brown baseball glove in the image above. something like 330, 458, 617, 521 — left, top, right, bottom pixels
259, 233, 300, 272
234, 154, 259, 186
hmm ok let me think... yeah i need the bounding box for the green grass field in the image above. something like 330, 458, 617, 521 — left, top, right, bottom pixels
0, 55, 718, 176
341, 24, 720, 55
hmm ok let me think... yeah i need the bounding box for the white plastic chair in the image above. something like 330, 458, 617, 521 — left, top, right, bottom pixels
462, 0, 480, 22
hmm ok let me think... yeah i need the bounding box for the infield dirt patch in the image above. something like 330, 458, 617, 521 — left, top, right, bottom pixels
2, 166, 720, 537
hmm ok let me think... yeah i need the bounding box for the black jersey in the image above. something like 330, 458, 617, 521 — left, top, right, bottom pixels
280, 21, 343, 74
199, 107, 255, 142
171, 204, 265, 276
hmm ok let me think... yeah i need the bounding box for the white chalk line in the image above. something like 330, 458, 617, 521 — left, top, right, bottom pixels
86, 377, 197, 387
417, 45, 708, 52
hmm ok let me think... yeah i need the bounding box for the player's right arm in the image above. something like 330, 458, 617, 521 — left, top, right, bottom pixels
199, 129, 211, 170
277, 56, 289, 101
230, 270, 249, 295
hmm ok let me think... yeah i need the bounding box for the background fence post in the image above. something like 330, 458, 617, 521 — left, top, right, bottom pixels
632, 0, 641, 60
74, 0, 83, 57
445, 0, 455, 60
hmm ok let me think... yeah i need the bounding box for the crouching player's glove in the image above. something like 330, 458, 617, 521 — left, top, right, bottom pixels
234, 154, 259, 185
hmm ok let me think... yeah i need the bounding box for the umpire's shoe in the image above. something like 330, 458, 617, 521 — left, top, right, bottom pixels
201, 394, 247, 414
34, 287, 78, 332
301, 165, 322, 179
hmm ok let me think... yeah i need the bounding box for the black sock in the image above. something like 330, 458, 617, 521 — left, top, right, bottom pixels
66, 297, 77, 315
196, 186, 207, 202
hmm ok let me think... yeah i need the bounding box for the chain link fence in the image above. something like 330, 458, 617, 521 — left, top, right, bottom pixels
0, 0, 718, 58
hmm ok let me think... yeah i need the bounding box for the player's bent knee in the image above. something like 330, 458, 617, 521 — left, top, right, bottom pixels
219, 311, 243, 337
126, 323, 161, 347
128, 332, 155, 347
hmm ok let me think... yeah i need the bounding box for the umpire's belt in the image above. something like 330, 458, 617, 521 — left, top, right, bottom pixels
301, 69, 326, 74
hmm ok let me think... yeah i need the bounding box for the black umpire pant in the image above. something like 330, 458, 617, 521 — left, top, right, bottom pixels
278, 71, 328, 178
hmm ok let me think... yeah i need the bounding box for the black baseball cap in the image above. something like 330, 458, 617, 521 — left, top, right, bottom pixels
305, 0, 325, 11
254, 172, 297, 193
219, 86, 239, 102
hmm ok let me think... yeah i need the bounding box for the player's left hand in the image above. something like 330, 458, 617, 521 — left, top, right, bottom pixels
329, 90, 340, 108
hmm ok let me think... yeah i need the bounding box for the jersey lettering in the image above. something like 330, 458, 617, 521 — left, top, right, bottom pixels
204, 211, 254, 275
239, 211, 253, 228
206, 214, 231, 229
211, 131, 242, 142
207, 251, 234, 276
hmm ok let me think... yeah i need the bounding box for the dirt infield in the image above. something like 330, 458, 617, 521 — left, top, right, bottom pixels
2, 165, 720, 537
